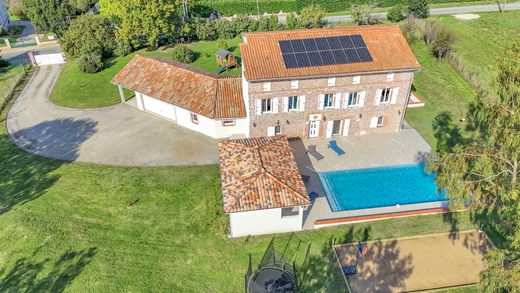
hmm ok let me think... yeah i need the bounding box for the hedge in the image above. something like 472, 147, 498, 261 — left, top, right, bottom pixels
196, 0, 491, 15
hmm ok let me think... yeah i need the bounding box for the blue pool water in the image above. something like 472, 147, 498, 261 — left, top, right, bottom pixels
318, 163, 447, 212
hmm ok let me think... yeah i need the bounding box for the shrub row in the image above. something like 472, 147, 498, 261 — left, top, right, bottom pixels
196, 0, 490, 15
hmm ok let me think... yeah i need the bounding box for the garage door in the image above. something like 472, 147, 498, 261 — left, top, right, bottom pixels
142, 95, 177, 121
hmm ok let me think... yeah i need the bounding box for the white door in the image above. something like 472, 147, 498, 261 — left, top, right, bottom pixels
142, 95, 177, 121
309, 120, 320, 138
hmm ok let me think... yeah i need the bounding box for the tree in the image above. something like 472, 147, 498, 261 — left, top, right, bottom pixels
387, 4, 405, 23
299, 4, 325, 29
61, 14, 116, 60
351, 4, 376, 25
77, 48, 103, 73
407, 0, 429, 19
21, 0, 75, 36
429, 41, 520, 292
171, 45, 194, 63
100, 0, 183, 47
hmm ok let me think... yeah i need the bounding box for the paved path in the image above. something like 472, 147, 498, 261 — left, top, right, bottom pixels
6, 65, 219, 166
325, 2, 520, 23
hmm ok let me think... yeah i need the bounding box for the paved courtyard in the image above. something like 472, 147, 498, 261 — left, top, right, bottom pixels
7, 65, 219, 166
334, 231, 492, 292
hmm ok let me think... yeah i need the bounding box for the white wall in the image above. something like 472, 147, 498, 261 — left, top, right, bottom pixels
138, 92, 248, 139
229, 206, 304, 238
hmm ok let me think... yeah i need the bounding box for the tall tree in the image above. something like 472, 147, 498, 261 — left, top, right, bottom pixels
22, 0, 74, 36
429, 41, 520, 292
100, 0, 183, 47
407, 0, 429, 19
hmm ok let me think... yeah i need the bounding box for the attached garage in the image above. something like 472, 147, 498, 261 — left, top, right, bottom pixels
139, 93, 177, 122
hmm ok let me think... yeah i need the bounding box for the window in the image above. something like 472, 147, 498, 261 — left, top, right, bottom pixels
386, 73, 394, 82
380, 88, 391, 104
263, 82, 271, 92
191, 113, 199, 124
327, 78, 336, 86
323, 93, 334, 108
281, 206, 299, 217
332, 120, 342, 135
288, 96, 299, 111
261, 98, 272, 113
353, 75, 361, 84
291, 80, 299, 89
222, 120, 235, 126
274, 125, 281, 135
347, 92, 358, 107
377, 116, 384, 127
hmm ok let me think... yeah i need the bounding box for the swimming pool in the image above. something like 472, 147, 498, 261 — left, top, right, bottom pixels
318, 163, 447, 212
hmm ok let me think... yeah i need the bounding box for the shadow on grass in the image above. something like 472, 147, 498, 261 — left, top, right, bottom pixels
0, 247, 97, 292
432, 111, 466, 152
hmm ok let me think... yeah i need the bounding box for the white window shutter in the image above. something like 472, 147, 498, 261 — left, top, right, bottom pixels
343, 119, 350, 136
299, 95, 306, 111
255, 99, 262, 115
267, 126, 275, 137
374, 89, 382, 105
370, 117, 378, 128
282, 96, 289, 112
390, 88, 399, 104
318, 94, 324, 110
342, 93, 349, 109
358, 91, 366, 107
272, 97, 279, 113
334, 93, 342, 109
326, 121, 334, 138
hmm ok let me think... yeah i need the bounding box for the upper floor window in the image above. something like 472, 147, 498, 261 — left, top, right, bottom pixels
263, 82, 271, 92
324, 93, 334, 108
347, 92, 358, 107
379, 88, 391, 104
386, 73, 394, 82
288, 96, 299, 111
353, 75, 361, 85
261, 98, 272, 113
291, 80, 299, 89
327, 78, 336, 86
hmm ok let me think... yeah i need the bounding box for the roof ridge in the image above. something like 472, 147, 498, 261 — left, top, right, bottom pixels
242, 25, 401, 37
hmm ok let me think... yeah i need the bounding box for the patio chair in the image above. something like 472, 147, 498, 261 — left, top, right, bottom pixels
306, 145, 324, 161
328, 140, 345, 156
342, 265, 358, 275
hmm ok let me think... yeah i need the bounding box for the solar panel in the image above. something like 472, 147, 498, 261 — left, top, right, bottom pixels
279, 34, 372, 69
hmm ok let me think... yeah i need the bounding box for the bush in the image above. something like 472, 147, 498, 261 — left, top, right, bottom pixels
351, 4, 376, 25
299, 4, 325, 28
286, 13, 298, 29
171, 45, 195, 63
423, 20, 437, 45
77, 50, 103, 74
215, 19, 236, 39
431, 27, 456, 60
408, 0, 430, 19
401, 17, 425, 43
195, 19, 217, 41
387, 5, 405, 23
61, 14, 116, 60
196, 0, 295, 16
114, 38, 132, 57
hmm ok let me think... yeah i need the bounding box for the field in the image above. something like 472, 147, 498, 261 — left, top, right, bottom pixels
49, 38, 242, 108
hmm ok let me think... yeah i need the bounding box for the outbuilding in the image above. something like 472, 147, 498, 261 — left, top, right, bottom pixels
219, 135, 310, 238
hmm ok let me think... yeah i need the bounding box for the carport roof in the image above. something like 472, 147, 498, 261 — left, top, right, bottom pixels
219, 135, 310, 213
111, 55, 246, 119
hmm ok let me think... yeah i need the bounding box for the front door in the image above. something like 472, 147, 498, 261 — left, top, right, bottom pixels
309, 120, 320, 138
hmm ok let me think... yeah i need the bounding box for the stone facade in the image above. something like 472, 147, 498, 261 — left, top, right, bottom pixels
246, 71, 415, 139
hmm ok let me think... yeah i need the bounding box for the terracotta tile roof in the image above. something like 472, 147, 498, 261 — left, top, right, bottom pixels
219, 135, 310, 213
111, 55, 246, 119
240, 26, 420, 81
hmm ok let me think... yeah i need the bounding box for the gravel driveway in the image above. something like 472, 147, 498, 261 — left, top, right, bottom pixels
6, 65, 219, 166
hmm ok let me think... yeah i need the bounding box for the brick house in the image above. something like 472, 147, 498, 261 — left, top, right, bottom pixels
240, 26, 420, 139
113, 26, 420, 140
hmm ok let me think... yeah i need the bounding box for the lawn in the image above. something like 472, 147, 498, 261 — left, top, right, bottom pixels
0, 65, 25, 103
49, 38, 242, 109
0, 81, 480, 291
434, 10, 520, 88
405, 41, 477, 148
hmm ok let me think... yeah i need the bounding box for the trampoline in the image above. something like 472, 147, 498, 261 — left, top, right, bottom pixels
248, 266, 297, 293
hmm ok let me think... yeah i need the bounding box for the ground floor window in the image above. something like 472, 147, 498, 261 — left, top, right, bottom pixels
222, 120, 235, 126
281, 206, 299, 218
332, 120, 342, 135
377, 116, 384, 127
191, 113, 199, 124
274, 125, 281, 135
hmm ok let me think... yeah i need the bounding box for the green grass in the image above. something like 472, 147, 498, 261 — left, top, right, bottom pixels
50, 38, 243, 109
0, 65, 25, 103
434, 10, 520, 88
0, 83, 481, 291
405, 41, 477, 147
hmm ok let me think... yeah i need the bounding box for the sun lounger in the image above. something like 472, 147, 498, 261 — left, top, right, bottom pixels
328, 140, 345, 156
307, 145, 324, 161
343, 265, 358, 275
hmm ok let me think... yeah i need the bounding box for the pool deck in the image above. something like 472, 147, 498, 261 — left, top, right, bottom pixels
288, 127, 443, 230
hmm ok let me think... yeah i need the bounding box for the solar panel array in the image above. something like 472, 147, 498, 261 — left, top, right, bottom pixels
279, 35, 372, 69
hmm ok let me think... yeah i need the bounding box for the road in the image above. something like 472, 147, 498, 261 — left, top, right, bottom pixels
325, 2, 520, 23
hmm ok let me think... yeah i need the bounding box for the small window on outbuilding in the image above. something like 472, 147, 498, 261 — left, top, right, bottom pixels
222, 120, 235, 126
281, 206, 300, 218
191, 113, 199, 124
